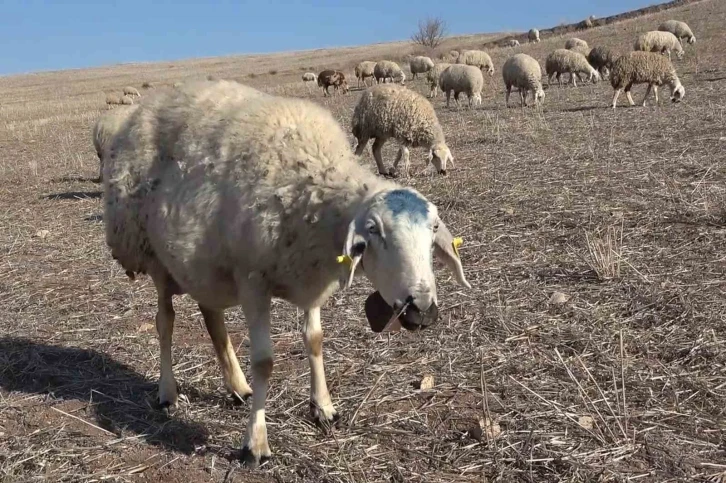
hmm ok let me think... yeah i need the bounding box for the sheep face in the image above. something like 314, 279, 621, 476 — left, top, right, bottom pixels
671, 84, 685, 103
343, 189, 469, 331
429, 143, 453, 175
675, 49, 684, 60
534, 87, 546, 105
589, 69, 601, 84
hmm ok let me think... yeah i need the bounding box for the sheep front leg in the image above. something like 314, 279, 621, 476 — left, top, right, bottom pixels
626, 90, 635, 106
653, 85, 659, 105
240, 291, 273, 468
505, 85, 512, 107
200, 305, 253, 402
354, 136, 369, 157
303, 307, 338, 428
152, 274, 178, 408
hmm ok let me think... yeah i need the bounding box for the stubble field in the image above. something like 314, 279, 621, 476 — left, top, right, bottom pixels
1, 1, 725, 481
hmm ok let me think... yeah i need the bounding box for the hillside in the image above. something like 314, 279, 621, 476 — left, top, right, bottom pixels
1, 0, 725, 481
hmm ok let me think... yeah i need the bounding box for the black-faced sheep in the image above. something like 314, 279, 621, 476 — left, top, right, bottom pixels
352, 84, 454, 176
104, 80, 470, 467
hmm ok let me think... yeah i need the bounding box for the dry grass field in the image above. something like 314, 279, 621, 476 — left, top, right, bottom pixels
1, 1, 726, 481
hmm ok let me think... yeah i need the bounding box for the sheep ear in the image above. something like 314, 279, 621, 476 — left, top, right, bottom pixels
434, 219, 471, 288
339, 217, 367, 289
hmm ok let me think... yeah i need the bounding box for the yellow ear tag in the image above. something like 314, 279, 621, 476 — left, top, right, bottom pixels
452, 237, 463, 258
337, 255, 353, 265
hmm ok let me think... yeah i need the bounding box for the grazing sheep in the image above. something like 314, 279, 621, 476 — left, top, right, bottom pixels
92, 105, 138, 182
658, 20, 696, 45
302, 72, 317, 83
506, 39, 520, 48
610, 51, 685, 108
564, 38, 589, 50
438, 64, 484, 109
104, 79, 470, 467
528, 28, 540, 43
409, 56, 434, 79
374, 60, 406, 85
587, 46, 617, 77
426, 62, 451, 98
120, 95, 135, 105
355, 61, 377, 88
317, 70, 349, 96
634, 31, 684, 61
123, 86, 141, 97
502, 53, 545, 107
457, 50, 495, 76
580, 15, 595, 29
545, 49, 600, 87
105, 94, 122, 108
352, 84, 453, 176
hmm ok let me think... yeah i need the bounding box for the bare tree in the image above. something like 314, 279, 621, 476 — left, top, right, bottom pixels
411, 17, 448, 49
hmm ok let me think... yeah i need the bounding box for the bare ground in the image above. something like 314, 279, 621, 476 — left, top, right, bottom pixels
1, 1, 725, 481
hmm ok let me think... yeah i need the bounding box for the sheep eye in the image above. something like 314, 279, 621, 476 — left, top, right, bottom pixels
365, 220, 378, 235
433, 221, 440, 233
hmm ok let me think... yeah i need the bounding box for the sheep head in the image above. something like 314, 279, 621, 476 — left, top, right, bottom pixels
340, 188, 470, 332
670, 83, 685, 103
429, 143, 453, 175
534, 86, 546, 105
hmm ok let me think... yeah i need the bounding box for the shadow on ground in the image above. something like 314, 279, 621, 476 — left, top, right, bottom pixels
0, 337, 208, 454
42, 191, 102, 201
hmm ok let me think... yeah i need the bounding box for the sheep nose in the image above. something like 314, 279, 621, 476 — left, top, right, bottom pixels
439, 169, 447, 175
395, 297, 439, 331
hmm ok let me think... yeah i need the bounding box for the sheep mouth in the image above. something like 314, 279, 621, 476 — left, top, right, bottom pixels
364, 291, 439, 332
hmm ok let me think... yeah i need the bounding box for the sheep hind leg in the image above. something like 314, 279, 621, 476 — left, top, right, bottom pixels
354, 136, 369, 157
612, 88, 622, 108
239, 289, 273, 468
372, 138, 391, 176
200, 305, 252, 403
392, 145, 410, 177
151, 271, 179, 408
303, 307, 338, 430
505, 86, 512, 107
642, 84, 652, 106
625, 87, 635, 106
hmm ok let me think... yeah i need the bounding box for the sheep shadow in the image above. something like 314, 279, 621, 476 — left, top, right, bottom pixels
561, 105, 601, 113
0, 337, 208, 454
52, 175, 101, 184
42, 191, 102, 201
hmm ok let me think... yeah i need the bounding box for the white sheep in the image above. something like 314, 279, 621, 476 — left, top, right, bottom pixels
302, 72, 317, 83
92, 105, 138, 182
105, 94, 123, 107
658, 20, 696, 45
426, 62, 451, 98
374, 60, 406, 85
506, 39, 520, 48
634, 31, 684, 61
352, 83, 454, 176
409, 56, 434, 79
502, 53, 545, 107
528, 28, 540, 43
104, 79, 470, 467
123, 86, 141, 97
565, 38, 589, 50
610, 51, 685, 108
456, 50, 495, 76
120, 95, 135, 105
545, 49, 600, 87
438, 64, 484, 109
355, 61, 377, 88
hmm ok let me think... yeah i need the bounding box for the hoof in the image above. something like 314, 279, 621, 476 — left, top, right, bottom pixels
240, 446, 270, 469
231, 390, 252, 406
310, 401, 339, 433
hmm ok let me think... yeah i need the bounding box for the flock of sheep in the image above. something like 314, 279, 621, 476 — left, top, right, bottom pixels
89, 15, 698, 468
304, 19, 693, 110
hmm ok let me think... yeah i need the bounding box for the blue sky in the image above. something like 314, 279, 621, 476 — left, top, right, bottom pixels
0, 1, 658, 75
